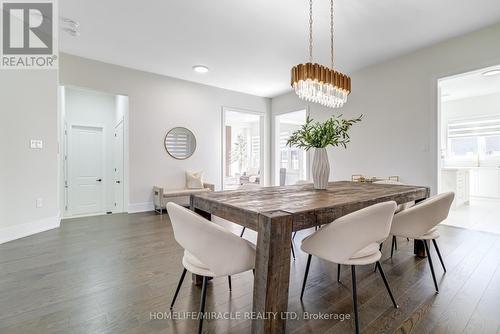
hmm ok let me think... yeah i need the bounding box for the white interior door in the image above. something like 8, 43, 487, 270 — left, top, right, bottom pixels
113, 121, 124, 212
68, 125, 105, 216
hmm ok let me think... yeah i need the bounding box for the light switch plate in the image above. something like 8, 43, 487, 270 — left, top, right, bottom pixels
30, 139, 43, 149
36, 198, 43, 208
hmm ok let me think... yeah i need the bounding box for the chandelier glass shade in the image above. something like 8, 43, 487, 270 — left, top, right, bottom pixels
291, 63, 351, 108
291, 0, 351, 108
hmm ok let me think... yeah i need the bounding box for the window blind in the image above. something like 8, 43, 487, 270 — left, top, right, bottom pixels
448, 115, 500, 138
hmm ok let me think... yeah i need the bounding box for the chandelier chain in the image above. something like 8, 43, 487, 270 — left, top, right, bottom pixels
290, 0, 351, 109
330, 0, 334, 69
309, 0, 313, 62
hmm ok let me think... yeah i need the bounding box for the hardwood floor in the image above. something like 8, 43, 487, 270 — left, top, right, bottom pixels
1, 212, 499, 334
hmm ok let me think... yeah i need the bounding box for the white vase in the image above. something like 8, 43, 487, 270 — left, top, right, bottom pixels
312, 147, 330, 190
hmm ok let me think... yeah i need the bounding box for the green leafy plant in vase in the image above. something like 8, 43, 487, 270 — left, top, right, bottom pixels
286, 114, 362, 189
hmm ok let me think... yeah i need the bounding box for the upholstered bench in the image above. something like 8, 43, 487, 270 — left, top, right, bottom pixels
153, 183, 214, 214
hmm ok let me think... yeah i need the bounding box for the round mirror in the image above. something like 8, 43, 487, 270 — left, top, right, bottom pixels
164, 127, 197, 160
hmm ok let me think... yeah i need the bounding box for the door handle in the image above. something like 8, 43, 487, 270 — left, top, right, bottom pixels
116, 181, 121, 184
96, 179, 102, 182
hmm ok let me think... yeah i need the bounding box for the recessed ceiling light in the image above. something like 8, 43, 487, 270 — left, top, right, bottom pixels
192, 65, 209, 73
482, 69, 500, 77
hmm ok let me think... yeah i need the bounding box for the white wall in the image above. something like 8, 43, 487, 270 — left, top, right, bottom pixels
272, 23, 500, 191
64, 87, 117, 215
59, 53, 271, 212
0, 70, 59, 244
443, 91, 500, 121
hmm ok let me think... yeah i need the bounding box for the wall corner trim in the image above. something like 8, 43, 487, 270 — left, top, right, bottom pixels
0, 215, 61, 245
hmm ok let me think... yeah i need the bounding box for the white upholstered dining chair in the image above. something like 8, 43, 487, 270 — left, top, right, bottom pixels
374, 179, 415, 256
300, 201, 399, 334
390, 192, 454, 293
166, 202, 256, 334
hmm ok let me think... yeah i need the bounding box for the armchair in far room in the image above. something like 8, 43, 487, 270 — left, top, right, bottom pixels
239, 167, 260, 185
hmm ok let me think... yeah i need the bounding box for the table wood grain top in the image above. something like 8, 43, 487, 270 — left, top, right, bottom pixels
191, 181, 430, 230
193, 181, 429, 213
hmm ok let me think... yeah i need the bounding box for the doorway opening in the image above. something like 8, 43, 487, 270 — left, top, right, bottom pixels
60, 86, 129, 218
438, 64, 500, 234
274, 110, 308, 185
222, 108, 265, 190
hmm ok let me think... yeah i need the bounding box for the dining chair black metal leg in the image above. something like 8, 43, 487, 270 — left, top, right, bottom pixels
351, 265, 360, 334
198, 276, 208, 334
432, 239, 446, 273
394, 235, 398, 250
291, 241, 296, 260
374, 243, 384, 272
376, 261, 398, 308
228, 275, 232, 291
391, 236, 396, 257
300, 254, 312, 300
293, 231, 297, 240
170, 268, 187, 309
337, 263, 341, 283
239, 227, 246, 238
424, 240, 439, 293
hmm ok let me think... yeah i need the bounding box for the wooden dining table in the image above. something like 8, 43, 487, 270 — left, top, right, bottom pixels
190, 181, 430, 334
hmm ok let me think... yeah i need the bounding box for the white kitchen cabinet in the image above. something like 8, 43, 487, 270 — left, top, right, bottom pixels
470, 168, 500, 199
441, 168, 470, 208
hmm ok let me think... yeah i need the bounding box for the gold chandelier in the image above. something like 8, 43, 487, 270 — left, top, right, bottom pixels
291, 0, 351, 108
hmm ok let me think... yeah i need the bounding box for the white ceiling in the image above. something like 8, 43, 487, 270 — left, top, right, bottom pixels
60, 0, 500, 98
440, 65, 500, 101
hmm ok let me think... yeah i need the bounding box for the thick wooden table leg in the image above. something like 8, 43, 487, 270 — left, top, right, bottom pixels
414, 240, 426, 258
252, 211, 293, 334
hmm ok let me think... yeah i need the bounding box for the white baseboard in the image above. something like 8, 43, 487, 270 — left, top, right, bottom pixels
63, 212, 110, 219
128, 201, 154, 213
0, 214, 61, 245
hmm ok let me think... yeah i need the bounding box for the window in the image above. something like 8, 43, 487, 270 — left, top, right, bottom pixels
223, 109, 264, 190
485, 135, 500, 156
291, 150, 299, 170
280, 150, 288, 168
251, 135, 260, 167
449, 137, 478, 157
275, 110, 307, 185
447, 115, 500, 159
